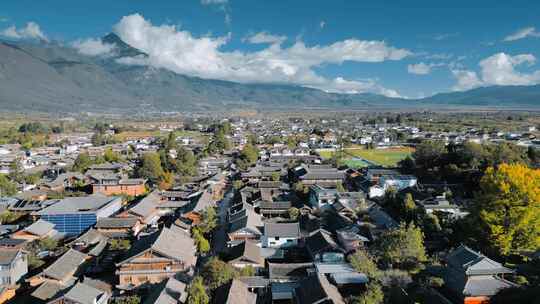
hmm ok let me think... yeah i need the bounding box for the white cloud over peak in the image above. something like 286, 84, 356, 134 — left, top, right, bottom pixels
503, 27, 540, 42
244, 31, 286, 45
1, 21, 47, 41
451, 52, 540, 91
111, 14, 409, 96
71, 38, 116, 56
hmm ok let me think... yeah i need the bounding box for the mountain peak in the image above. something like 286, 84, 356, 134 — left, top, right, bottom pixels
101, 33, 147, 58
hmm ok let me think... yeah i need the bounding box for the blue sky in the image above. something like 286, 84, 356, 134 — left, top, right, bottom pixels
2, 0, 540, 98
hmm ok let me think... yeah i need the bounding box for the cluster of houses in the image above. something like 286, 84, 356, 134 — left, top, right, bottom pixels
0, 116, 533, 304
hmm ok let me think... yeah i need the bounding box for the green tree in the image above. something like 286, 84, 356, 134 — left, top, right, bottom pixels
398, 156, 416, 174
26, 252, 44, 269
270, 171, 280, 182
0, 175, 17, 196
233, 180, 244, 190
201, 257, 237, 290
187, 276, 210, 304
349, 250, 380, 280
138, 152, 165, 184
288, 207, 300, 220
73, 153, 92, 172
352, 282, 384, 304
199, 207, 218, 234
109, 239, 131, 251
474, 163, 540, 255
376, 222, 427, 268
176, 146, 198, 176
104, 147, 122, 163
412, 140, 446, 170
9, 160, 24, 183
38, 237, 58, 251
113, 295, 141, 304
402, 193, 417, 221
336, 181, 346, 192
238, 265, 256, 276
193, 228, 211, 255
0, 210, 20, 224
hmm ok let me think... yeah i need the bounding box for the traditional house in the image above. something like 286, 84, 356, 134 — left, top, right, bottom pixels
222, 241, 264, 270
227, 204, 263, 242
305, 229, 346, 263
88, 171, 146, 197
12, 219, 60, 241
30, 249, 88, 301
336, 226, 369, 252
213, 279, 257, 304
0, 249, 27, 286
116, 226, 196, 288
261, 222, 300, 248
293, 274, 345, 304
95, 217, 142, 238
48, 281, 110, 304
443, 245, 516, 304
144, 276, 188, 304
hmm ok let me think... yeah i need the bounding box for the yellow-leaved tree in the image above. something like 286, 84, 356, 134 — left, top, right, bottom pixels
476, 163, 540, 256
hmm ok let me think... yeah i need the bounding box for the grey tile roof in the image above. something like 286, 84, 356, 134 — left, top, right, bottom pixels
119, 226, 196, 267
462, 276, 516, 296
64, 282, 109, 304
24, 219, 56, 236
213, 279, 257, 304
0, 249, 20, 265
73, 228, 108, 246
96, 217, 139, 229
446, 245, 513, 275
295, 274, 345, 304
42, 249, 88, 282
305, 229, 344, 257
264, 222, 300, 238
224, 241, 264, 265
144, 277, 187, 304
31, 278, 76, 301
129, 191, 160, 219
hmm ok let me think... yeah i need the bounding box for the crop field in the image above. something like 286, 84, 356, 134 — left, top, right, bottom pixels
318, 147, 414, 167
347, 147, 414, 167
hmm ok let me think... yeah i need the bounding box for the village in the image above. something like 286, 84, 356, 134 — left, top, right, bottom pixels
0, 112, 538, 304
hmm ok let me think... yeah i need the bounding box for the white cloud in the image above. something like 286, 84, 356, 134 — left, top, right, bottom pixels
244, 32, 286, 45
451, 52, 540, 91
201, 0, 227, 4
408, 62, 431, 75
407, 62, 444, 75
503, 27, 540, 42
479, 53, 538, 85
451, 70, 483, 91
312, 77, 402, 98
320, 21, 326, 29
112, 14, 409, 96
71, 38, 116, 56
1, 21, 47, 41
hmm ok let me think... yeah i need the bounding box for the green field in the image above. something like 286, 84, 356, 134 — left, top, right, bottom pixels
318, 147, 414, 167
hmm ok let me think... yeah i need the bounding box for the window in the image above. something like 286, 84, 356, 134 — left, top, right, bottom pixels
275, 237, 280, 240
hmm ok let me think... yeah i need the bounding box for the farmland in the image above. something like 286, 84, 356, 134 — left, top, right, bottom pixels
318, 146, 414, 167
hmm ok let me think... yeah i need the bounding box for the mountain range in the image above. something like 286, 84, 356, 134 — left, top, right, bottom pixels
0, 33, 539, 114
